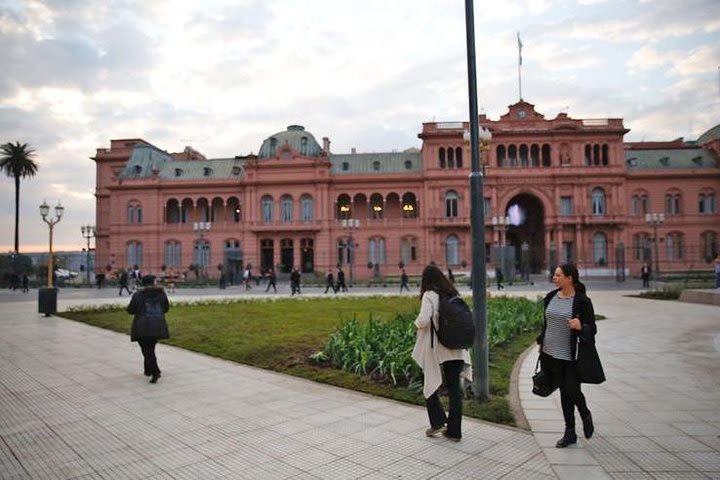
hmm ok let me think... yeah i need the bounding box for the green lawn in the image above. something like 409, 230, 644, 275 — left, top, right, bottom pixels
61, 295, 540, 426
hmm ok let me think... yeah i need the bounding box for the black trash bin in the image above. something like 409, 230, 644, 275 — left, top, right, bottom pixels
38, 287, 58, 317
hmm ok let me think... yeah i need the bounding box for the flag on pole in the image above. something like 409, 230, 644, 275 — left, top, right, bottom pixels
517, 32, 523, 66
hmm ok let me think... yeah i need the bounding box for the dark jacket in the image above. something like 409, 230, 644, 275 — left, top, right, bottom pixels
128, 287, 170, 341
538, 288, 605, 384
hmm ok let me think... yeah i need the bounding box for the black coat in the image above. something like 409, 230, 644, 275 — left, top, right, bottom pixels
538, 288, 605, 384
128, 287, 170, 341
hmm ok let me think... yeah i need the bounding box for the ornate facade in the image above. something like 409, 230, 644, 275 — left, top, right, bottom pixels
93, 101, 720, 282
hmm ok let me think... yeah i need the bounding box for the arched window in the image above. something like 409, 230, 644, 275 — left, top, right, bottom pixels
439, 148, 446, 168
368, 237, 386, 265
127, 202, 142, 224
197, 198, 210, 222
666, 232, 684, 261
446, 234, 460, 266
508, 145, 518, 167
632, 233, 651, 261
698, 190, 716, 214
592, 232, 607, 265
447, 147, 455, 168
593, 144, 601, 166
631, 191, 648, 216
602, 144, 609, 166
164, 241, 181, 267
261, 195, 274, 223
519, 144, 529, 167
193, 240, 211, 269
300, 195, 313, 222
300, 136, 308, 155
280, 195, 293, 223
700, 231, 718, 262
400, 236, 418, 264
337, 194, 352, 219
530, 144, 540, 167
127, 241, 143, 267
541, 144, 551, 166
455, 147, 463, 168
584, 145, 592, 166
591, 188, 606, 215
180, 199, 192, 224
166, 199, 180, 224
401, 193, 418, 218
370, 193, 384, 219
496, 145, 506, 167
665, 191, 681, 215
445, 191, 459, 218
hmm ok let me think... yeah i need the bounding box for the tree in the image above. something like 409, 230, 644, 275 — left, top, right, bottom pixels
1, 142, 39, 253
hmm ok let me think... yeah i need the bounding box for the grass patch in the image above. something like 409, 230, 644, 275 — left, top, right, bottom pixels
61, 295, 541, 426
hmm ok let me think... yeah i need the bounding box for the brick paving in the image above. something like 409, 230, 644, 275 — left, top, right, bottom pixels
1, 283, 718, 479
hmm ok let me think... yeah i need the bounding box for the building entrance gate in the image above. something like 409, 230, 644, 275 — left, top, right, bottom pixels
505, 193, 545, 274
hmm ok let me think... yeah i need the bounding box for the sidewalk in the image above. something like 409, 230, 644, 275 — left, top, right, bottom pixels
1, 287, 718, 479
0, 297, 549, 479
519, 291, 720, 479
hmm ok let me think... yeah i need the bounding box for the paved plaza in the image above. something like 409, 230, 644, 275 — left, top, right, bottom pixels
0, 282, 718, 479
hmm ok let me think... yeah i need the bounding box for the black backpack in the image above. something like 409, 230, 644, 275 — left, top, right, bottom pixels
432, 295, 475, 349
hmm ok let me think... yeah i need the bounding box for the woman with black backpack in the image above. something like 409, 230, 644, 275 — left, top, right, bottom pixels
411, 265, 472, 442
127, 275, 170, 384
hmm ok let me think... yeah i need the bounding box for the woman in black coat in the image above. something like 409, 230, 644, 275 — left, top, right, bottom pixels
128, 275, 170, 383
538, 263, 605, 448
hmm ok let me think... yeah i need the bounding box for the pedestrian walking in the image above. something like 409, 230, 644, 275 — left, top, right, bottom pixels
640, 262, 651, 288
265, 268, 277, 293
118, 270, 132, 296
538, 263, 604, 448
411, 265, 472, 442
21, 273, 29, 293
243, 267, 252, 290
324, 269, 337, 293
495, 267, 504, 290
290, 268, 301, 295
399, 269, 410, 292
714, 255, 720, 289
127, 275, 170, 384
336, 267, 347, 292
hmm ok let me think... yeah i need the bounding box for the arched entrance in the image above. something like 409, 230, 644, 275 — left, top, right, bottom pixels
505, 193, 545, 273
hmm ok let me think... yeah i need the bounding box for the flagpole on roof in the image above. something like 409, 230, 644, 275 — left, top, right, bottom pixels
517, 32, 523, 101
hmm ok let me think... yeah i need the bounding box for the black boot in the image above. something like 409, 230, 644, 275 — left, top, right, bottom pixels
556, 429, 577, 448
582, 412, 594, 439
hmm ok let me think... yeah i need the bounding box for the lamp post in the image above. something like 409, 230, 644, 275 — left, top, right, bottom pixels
341, 218, 360, 286
193, 221, 211, 278
645, 213, 664, 282
40, 201, 64, 287
80, 224, 95, 286
464, 0, 492, 402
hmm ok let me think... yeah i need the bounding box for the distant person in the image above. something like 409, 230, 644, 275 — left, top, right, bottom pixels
118, 270, 132, 296
411, 265, 472, 442
640, 262, 651, 288
336, 267, 347, 292
127, 275, 169, 384
96, 272, 105, 289
447, 268, 455, 284
399, 269, 410, 293
715, 255, 720, 289
243, 267, 252, 290
495, 267, 504, 290
324, 269, 337, 293
21, 274, 29, 293
290, 268, 301, 295
218, 271, 226, 289
265, 268, 277, 293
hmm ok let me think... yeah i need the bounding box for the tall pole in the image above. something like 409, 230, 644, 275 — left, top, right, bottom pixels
465, 0, 489, 401
653, 223, 660, 282
47, 223, 54, 288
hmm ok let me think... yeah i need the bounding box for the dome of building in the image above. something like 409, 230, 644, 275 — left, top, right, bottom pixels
697, 123, 720, 145
258, 125, 323, 159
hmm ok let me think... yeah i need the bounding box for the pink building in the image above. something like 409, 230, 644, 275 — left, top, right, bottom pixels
93, 101, 720, 282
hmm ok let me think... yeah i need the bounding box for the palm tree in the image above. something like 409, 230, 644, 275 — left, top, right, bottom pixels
1, 142, 39, 253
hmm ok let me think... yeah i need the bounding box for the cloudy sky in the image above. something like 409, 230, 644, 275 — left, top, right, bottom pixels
1, 0, 719, 253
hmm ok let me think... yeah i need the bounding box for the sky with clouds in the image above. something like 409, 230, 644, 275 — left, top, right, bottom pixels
1, 0, 719, 253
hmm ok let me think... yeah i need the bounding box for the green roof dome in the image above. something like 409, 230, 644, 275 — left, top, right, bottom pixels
258, 125, 322, 159
697, 123, 720, 145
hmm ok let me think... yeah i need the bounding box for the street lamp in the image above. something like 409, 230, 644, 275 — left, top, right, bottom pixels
341, 218, 359, 286
80, 224, 96, 286
464, 0, 492, 402
193, 221, 211, 278
40, 201, 64, 287
645, 212, 664, 282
